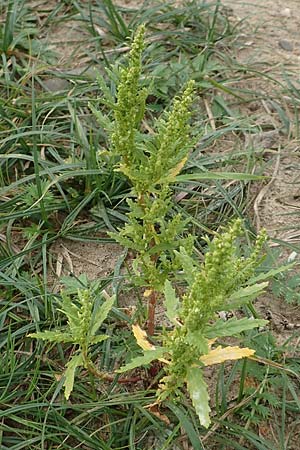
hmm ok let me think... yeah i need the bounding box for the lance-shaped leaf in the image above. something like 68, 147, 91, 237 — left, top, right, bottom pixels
58, 293, 79, 329
186, 367, 211, 428
89, 295, 115, 337
28, 331, 73, 343
90, 335, 109, 345
204, 317, 268, 339
200, 346, 255, 366
163, 280, 180, 323
225, 282, 269, 310
117, 348, 166, 373
174, 247, 197, 286
64, 353, 84, 400
248, 263, 295, 284
185, 330, 209, 353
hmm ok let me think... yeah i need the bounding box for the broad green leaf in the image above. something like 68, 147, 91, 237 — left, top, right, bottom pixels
163, 280, 179, 323
117, 349, 165, 373
204, 317, 268, 339
148, 242, 176, 255
185, 330, 209, 353
132, 324, 155, 351
28, 331, 73, 343
200, 346, 255, 366
90, 335, 109, 344
89, 101, 113, 127
64, 353, 84, 400
186, 367, 211, 428
89, 295, 115, 337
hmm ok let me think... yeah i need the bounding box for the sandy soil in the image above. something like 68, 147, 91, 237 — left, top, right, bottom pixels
223, 0, 300, 237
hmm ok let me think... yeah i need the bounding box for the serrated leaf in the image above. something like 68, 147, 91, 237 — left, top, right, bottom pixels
205, 318, 268, 339
64, 353, 83, 400
248, 263, 295, 284
174, 247, 197, 286
200, 346, 255, 366
227, 282, 269, 307
132, 324, 155, 351
89, 102, 112, 129
95, 73, 115, 106
117, 349, 165, 373
89, 295, 115, 337
60, 274, 89, 292
59, 292, 79, 325
90, 335, 109, 344
163, 280, 179, 323
28, 331, 73, 343
185, 330, 209, 353
186, 367, 211, 428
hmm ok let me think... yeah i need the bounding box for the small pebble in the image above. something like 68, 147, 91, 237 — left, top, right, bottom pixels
281, 8, 291, 17
43, 78, 70, 92
278, 40, 293, 52
288, 251, 298, 262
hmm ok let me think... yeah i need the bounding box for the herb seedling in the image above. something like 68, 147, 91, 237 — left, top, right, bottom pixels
29, 289, 115, 399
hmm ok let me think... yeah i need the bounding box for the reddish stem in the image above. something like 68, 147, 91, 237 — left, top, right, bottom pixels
147, 290, 157, 336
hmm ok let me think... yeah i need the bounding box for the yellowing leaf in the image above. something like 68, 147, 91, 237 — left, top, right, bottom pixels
64, 353, 83, 400
144, 289, 152, 298
207, 338, 217, 349
132, 324, 155, 351
200, 346, 255, 366
169, 156, 187, 179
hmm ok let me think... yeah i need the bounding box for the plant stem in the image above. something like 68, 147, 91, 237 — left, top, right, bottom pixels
147, 290, 158, 336
84, 354, 142, 384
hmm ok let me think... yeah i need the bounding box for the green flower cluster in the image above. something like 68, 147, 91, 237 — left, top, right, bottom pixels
112, 187, 194, 290
182, 219, 244, 331
111, 25, 147, 173
161, 220, 268, 394
109, 26, 196, 292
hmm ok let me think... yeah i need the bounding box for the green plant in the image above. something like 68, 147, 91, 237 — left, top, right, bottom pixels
97, 25, 265, 341
29, 288, 115, 399
118, 219, 273, 427
21, 180, 55, 210
272, 271, 300, 304
100, 25, 196, 334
